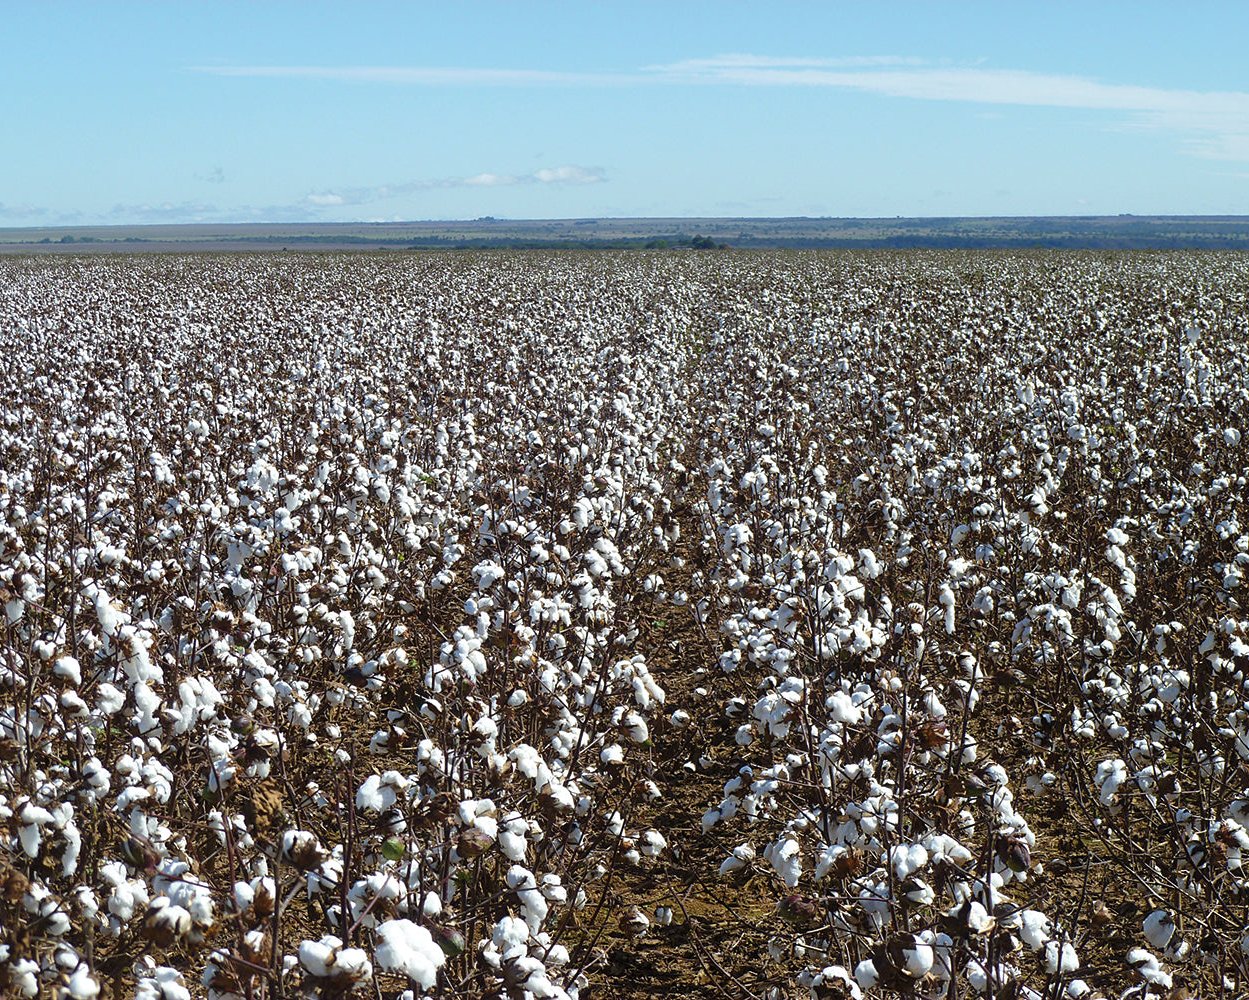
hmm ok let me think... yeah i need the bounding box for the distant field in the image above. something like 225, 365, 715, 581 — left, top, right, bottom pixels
6, 214, 1249, 252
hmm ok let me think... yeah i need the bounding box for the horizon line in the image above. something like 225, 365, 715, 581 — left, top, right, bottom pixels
6, 212, 1249, 234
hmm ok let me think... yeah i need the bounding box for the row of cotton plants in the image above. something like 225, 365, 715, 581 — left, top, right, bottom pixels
678, 255, 1249, 998
0, 254, 708, 999
0, 250, 1246, 998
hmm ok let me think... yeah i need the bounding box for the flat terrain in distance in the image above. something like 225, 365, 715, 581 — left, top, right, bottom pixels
6, 214, 1249, 252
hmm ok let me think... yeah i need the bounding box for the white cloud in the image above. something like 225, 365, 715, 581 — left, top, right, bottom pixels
655, 57, 1249, 160
533, 165, 604, 184
193, 65, 619, 86
300, 166, 605, 209
194, 55, 1249, 161
0, 202, 52, 220
645, 54, 925, 72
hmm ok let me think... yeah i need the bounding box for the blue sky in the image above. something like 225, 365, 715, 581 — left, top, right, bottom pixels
4, 1, 1249, 225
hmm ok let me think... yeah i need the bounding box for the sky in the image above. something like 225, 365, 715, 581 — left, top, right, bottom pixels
4, 1, 1249, 225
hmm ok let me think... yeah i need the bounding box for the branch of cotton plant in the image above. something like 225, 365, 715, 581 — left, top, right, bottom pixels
663, 867, 767, 1000
565, 793, 637, 986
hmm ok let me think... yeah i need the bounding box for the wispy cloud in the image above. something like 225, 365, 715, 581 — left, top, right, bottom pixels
672, 58, 1249, 162
194, 65, 619, 86
0, 165, 606, 226
645, 54, 925, 72
193, 55, 1249, 161
0, 202, 52, 221
302, 165, 604, 208
107, 201, 224, 222
531, 166, 604, 184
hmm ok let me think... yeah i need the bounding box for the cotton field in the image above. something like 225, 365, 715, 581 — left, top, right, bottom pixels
1, 251, 1247, 1000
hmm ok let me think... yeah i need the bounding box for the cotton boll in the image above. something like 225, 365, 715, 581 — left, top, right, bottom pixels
374, 919, 446, 989
812, 965, 863, 1000
134, 967, 191, 1000
5, 957, 38, 998
498, 813, 529, 862
143, 898, 193, 946
900, 941, 934, 979
620, 906, 650, 939
97, 682, 126, 716
639, 829, 667, 857
1044, 939, 1079, 974
1019, 909, 1051, 950
898, 878, 935, 906
720, 843, 755, 875
937, 585, 956, 634
890, 843, 928, 880
853, 959, 879, 989
1142, 909, 1175, 949
53, 655, 82, 686
765, 836, 802, 888
333, 947, 373, 983
66, 967, 101, 999
827, 690, 862, 725
298, 937, 337, 978
1126, 948, 1172, 988
506, 866, 549, 931
621, 712, 649, 743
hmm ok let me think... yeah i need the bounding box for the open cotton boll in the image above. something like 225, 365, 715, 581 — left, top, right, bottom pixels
66, 966, 101, 999
1095, 758, 1129, 806
620, 711, 649, 743
720, 843, 755, 875
1044, 939, 1079, 974
853, 959, 879, 989
639, 829, 667, 857
890, 843, 928, 880
507, 866, 549, 932
333, 947, 373, 982
299, 934, 373, 985
765, 836, 802, 888
1142, 909, 1175, 949
298, 937, 337, 978
826, 690, 862, 725
1018, 909, 1051, 950
374, 919, 446, 989
493, 914, 530, 952
900, 941, 934, 979
539, 874, 568, 904
17, 801, 55, 857
1126, 948, 1172, 988
811, 966, 862, 1000
937, 585, 956, 634
355, 773, 400, 813
53, 655, 82, 686
498, 812, 529, 862
135, 967, 192, 1000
